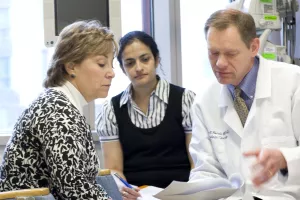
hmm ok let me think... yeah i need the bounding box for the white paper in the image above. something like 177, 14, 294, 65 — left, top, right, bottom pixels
153, 174, 244, 200
138, 186, 163, 200
155, 188, 240, 200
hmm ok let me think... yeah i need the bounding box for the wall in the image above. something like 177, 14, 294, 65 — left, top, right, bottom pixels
153, 0, 182, 85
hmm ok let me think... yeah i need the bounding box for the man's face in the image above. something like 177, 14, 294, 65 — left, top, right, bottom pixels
206, 25, 259, 86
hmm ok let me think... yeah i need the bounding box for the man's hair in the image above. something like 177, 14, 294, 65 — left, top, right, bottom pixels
204, 9, 257, 48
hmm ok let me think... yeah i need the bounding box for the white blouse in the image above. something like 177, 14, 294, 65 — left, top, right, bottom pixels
53, 81, 88, 115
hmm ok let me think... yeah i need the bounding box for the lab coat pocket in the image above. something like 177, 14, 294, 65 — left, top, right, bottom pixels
210, 139, 228, 166
210, 139, 226, 152
261, 136, 297, 148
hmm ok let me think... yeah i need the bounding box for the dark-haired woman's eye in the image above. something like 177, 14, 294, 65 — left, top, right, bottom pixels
125, 61, 134, 67
141, 57, 149, 63
98, 64, 105, 67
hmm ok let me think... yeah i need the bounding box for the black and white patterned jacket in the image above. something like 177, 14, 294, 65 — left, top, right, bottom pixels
0, 89, 110, 200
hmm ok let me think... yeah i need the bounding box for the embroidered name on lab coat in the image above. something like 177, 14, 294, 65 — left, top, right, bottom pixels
208, 130, 229, 139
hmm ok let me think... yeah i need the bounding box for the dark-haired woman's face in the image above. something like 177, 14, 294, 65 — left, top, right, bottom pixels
121, 41, 158, 88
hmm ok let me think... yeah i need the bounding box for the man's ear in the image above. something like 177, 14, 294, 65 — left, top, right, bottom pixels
250, 38, 260, 56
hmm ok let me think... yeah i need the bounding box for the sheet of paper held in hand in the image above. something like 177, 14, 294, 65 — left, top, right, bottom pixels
153, 173, 243, 200
137, 186, 164, 200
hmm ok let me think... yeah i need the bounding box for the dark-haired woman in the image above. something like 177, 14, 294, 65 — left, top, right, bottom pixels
97, 31, 195, 200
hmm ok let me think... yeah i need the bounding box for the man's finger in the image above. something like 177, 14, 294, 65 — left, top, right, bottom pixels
252, 170, 269, 186
243, 149, 261, 157
252, 164, 277, 186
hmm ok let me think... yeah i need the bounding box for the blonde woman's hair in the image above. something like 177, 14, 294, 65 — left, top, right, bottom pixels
43, 20, 117, 88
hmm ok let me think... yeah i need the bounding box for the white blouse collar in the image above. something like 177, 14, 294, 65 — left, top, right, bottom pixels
53, 81, 88, 115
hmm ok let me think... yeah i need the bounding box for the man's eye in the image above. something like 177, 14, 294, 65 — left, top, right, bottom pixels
227, 53, 236, 57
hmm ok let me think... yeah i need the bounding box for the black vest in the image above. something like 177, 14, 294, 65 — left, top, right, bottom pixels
111, 84, 190, 188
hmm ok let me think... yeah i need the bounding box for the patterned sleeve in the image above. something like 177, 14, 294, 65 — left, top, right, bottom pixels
96, 100, 119, 142
42, 113, 110, 200
182, 89, 196, 133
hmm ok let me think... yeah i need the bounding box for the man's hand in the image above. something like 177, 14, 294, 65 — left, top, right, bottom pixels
243, 148, 287, 186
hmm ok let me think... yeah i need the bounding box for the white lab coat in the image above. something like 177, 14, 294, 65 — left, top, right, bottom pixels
189, 56, 300, 200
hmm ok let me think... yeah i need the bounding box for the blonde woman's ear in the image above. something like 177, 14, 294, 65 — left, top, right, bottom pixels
65, 62, 76, 76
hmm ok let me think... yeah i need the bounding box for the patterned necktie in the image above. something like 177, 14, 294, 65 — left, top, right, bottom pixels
233, 87, 249, 126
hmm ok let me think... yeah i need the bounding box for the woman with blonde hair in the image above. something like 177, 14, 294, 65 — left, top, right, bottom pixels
0, 20, 116, 200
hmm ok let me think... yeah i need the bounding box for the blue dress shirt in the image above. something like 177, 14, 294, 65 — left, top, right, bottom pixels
228, 57, 259, 110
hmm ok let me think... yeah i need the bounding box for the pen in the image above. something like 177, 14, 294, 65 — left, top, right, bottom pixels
113, 173, 133, 189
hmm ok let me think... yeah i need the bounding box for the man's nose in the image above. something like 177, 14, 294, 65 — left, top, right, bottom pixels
216, 54, 228, 69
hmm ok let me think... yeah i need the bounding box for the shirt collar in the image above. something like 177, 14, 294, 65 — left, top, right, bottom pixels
54, 81, 88, 115
119, 76, 169, 107
228, 56, 259, 99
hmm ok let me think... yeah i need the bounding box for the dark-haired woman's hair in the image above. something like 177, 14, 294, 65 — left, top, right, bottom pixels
117, 31, 160, 73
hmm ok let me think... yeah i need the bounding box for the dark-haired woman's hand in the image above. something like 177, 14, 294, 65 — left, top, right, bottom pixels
121, 186, 141, 200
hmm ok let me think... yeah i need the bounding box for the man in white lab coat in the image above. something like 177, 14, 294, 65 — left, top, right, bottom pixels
189, 9, 300, 199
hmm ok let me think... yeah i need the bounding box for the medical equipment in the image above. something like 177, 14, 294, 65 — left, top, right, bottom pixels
228, 0, 299, 64
43, 0, 121, 48
259, 28, 292, 63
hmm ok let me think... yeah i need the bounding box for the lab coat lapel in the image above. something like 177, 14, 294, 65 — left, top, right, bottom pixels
254, 56, 272, 99
244, 56, 272, 129
218, 56, 271, 137
219, 85, 243, 137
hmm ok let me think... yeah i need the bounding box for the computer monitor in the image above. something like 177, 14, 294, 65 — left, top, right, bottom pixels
43, 0, 121, 47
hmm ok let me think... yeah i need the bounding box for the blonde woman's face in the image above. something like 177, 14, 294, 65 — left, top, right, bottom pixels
71, 52, 115, 102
